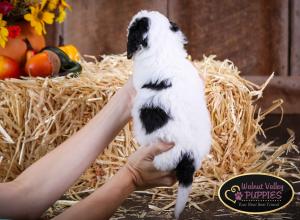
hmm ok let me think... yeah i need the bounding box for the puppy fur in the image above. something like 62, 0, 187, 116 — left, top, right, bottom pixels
127, 10, 212, 218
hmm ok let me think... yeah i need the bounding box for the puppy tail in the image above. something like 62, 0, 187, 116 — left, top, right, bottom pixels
174, 153, 195, 219
175, 184, 192, 219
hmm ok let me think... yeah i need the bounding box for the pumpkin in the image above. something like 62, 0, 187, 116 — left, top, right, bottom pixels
25, 51, 61, 77
24, 47, 82, 77
59, 45, 80, 61
0, 55, 20, 79
0, 22, 45, 65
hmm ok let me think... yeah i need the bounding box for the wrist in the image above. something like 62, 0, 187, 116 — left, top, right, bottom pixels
118, 166, 137, 192
111, 86, 133, 121
120, 78, 136, 112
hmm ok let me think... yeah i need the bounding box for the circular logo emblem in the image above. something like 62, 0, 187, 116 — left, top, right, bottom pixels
218, 173, 294, 214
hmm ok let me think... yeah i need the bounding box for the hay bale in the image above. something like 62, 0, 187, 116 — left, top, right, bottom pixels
0, 54, 298, 215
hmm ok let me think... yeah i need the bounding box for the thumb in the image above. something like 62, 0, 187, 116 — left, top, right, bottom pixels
148, 142, 174, 157
158, 175, 177, 187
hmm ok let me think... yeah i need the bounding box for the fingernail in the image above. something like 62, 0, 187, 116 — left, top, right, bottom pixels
158, 139, 174, 146
158, 142, 173, 147
166, 142, 175, 146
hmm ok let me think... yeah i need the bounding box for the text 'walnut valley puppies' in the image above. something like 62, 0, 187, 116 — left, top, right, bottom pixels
127, 10, 212, 219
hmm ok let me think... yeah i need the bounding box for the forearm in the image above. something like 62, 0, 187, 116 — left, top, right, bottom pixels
54, 167, 135, 220
0, 85, 132, 219
54, 142, 176, 220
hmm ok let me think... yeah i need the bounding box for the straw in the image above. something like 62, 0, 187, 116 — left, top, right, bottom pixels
0, 54, 298, 217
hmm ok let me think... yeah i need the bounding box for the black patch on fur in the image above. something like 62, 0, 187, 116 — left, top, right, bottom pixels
175, 153, 195, 187
142, 79, 172, 91
127, 17, 149, 59
139, 106, 170, 134
170, 21, 179, 32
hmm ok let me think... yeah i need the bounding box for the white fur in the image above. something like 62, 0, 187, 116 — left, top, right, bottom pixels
175, 185, 192, 219
129, 10, 212, 218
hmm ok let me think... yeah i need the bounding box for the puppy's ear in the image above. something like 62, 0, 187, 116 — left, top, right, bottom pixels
127, 17, 149, 59
169, 21, 179, 32
169, 20, 188, 45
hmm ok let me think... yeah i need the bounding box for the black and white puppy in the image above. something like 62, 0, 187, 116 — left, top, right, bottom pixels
127, 10, 212, 218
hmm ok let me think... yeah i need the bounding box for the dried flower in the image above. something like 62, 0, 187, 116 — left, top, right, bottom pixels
0, 1, 14, 16
24, 5, 55, 35
0, 0, 71, 47
56, 0, 71, 23
8, 25, 21, 38
0, 14, 8, 48
47, 0, 59, 11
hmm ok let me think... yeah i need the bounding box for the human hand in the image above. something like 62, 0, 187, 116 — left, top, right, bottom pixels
120, 76, 136, 109
110, 77, 136, 122
124, 142, 176, 190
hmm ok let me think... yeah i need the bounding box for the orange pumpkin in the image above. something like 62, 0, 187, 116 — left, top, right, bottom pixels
0, 55, 20, 79
25, 50, 61, 77
0, 22, 45, 65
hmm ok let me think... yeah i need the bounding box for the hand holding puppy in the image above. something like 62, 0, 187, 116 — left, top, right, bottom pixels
125, 142, 176, 190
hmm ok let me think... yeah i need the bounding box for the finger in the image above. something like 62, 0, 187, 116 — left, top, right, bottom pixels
148, 142, 174, 156
153, 171, 172, 177
165, 173, 177, 181
158, 176, 177, 187
170, 170, 177, 177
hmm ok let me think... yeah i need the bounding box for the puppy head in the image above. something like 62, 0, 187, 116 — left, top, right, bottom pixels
127, 10, 187, 59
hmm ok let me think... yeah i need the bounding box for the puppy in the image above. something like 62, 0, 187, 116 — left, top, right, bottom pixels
127, 10, 212, 218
